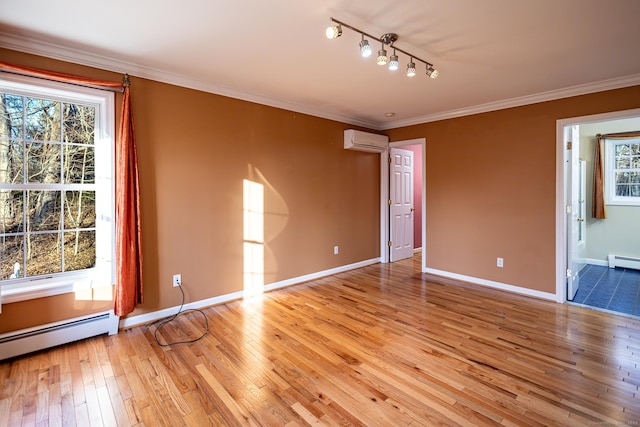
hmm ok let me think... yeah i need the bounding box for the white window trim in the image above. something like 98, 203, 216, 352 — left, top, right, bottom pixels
0, 73, 116, 303
604, 137, 640, 206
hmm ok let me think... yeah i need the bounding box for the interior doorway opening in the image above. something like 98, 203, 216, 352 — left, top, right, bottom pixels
380, 138, 426, 271
556, 108, 640, 306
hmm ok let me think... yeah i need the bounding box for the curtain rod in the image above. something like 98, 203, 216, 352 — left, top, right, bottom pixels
596, 131, 640, 140
0, 68, 126, 93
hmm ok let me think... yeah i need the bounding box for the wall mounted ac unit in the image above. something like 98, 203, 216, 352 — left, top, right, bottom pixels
344, 129, 389, 153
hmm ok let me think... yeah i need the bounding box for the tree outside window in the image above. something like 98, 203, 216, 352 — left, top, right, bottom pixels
605, 138, 640, 206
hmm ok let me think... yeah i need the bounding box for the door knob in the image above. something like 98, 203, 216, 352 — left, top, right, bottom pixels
577, 217, 584, 222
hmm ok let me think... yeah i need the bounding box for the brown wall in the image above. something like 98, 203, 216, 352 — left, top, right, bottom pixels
2, 47, 640, 334
0, 49, 380, 332
387, 87, 640, 293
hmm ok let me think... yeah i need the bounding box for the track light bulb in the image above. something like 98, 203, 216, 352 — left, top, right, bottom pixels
326, 24, 342, 39
377, 46, 388, 65
407, 60, 416, 77
360, 37, 372, 57
389, 52, 399, 70
426, 65, 439, 79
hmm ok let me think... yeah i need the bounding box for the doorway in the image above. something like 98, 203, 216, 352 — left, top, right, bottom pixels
380, 138, 426, 269
389, 147, 415, 262
556, 108, 640, 309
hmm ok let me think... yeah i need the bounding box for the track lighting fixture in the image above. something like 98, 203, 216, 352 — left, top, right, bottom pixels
325, 17, 438, 80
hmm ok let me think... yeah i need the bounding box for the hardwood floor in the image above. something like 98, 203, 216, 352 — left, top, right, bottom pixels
1, 253, 639, 426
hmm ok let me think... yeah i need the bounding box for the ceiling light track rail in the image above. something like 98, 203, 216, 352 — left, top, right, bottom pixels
326, 17, 438, 79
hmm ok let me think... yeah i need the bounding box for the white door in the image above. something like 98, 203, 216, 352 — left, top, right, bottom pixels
566, 125, 586, 300
390, 148, 414, 262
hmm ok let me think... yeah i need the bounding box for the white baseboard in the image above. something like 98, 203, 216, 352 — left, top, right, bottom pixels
119, 257, 381, 329
118, 290, 245, 329
585, 258, 608, 267
423, 268, 556, 301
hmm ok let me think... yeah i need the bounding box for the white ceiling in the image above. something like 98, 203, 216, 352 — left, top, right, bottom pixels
1, 0, 640, 130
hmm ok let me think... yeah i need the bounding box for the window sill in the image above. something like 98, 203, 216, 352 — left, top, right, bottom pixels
1, 272, 97, 304
605, 199, 640, 207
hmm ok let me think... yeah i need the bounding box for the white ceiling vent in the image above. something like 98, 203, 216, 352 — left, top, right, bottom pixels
344, 129, 389, 153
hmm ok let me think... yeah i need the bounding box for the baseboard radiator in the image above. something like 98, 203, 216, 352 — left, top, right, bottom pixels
608, 254, 640, 270
0, 311, 119, 360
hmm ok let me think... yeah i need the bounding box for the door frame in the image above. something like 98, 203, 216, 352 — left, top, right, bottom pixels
555, 108, 640, 303
380, 138, 426, 271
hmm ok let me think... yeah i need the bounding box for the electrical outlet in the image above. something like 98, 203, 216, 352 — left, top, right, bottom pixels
334, 245, 339, 255
173, 274, 181, 287
497, 257, 504, 268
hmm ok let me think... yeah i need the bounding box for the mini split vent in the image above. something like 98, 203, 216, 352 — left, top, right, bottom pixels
344, 129, 389, 153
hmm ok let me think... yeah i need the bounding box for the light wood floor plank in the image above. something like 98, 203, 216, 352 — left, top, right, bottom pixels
1, 253, 639, 426
0, 397, 10, 427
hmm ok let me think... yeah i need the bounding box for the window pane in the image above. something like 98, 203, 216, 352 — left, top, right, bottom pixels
631, 185, 640, 197
27, 190, 61, 231
64, 191, 96, 229
616, 184, 629, 196
0, 190, 24, 233
616, 157, 630, 169
632, 156, 640, 169
1, 235, 24, 280
63, 103, 95, 145
0, 140, 24, 183
632, 144, 640, 156
630, 172, 640, 184
615, 144, 630, 157
26, 98, 60, 142
27, 142, 61, 183
64, 145, 95, 184
615, 172, 629, 184
1, 94, 24, 138
26, 232, 62, 276
64, 230, 96, 272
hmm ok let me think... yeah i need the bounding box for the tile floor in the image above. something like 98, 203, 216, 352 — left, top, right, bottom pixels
571, 264, 640, 317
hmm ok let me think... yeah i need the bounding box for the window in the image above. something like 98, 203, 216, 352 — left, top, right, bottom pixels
605, 138, 640, 206
0, 74, 114, 303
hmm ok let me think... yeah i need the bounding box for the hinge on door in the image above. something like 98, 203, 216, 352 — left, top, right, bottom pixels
388, 241, 392, 247
388, 155, 391, 164
567, 141, 572, 150
388, 199, 392, 206
566, 268, 572, 278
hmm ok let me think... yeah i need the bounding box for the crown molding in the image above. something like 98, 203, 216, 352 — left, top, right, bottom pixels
0, 31, 380, 130
380, 73, 640, 130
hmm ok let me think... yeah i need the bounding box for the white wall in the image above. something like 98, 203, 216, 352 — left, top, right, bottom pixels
580, 118, 640, 263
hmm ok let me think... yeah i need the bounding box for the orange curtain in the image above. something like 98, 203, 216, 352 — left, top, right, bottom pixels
114, 86, 143, 315
592, 131, 640, 220
592, 136, 606, 219
0, 61, 143, 316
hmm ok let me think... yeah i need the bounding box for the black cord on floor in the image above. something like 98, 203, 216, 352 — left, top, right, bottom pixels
146, 282, 209, 347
